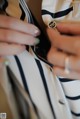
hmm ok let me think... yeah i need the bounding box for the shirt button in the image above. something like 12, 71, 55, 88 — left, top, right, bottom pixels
48, 20, 57, 28
59, 99, 65, 105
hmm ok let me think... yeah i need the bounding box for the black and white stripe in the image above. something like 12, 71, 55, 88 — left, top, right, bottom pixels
59, 79, 80, 118
1, 0, 80, 119
42, 7, 73, 19
42, 0, 80, 118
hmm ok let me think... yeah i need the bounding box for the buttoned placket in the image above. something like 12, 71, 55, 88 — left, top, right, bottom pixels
49, 66, 73, 119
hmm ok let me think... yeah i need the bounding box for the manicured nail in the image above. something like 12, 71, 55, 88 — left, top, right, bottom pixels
0, 58, 9, 68
34, 29, 40, 36
34, 38, 40, 45
4, 59, 9, 66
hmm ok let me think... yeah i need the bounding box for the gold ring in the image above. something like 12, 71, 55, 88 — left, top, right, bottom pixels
64, 57, 70, 74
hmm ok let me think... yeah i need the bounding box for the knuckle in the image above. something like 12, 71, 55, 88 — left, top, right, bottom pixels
5, 16, 16, 28
74, 39, 80, 55
4, 30, 11, 41
5, 17, 13, 27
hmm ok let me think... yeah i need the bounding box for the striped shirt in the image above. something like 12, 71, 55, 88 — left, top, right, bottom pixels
42, 0, 80, 119
0, 0, 79, 119
42, 0, 80, 25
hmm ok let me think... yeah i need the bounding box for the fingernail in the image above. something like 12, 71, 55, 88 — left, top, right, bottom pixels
4, 59, 9, 66
34, 29, 40, 36
0, 58, 9, 68
34, 38, 40, 45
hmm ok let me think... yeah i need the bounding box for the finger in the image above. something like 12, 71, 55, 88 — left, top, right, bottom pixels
0, 15, 40, 36
0, 43, 26, 56
48, 47, 80, 72
66, 56, 80, 72
0, 57, 9, 68
53, 66, 80, 80
57, 22, 80, 35
47, 47, 67, 67
0, 57, 4, 68
47, 28, 80, 55
0, 29, 40, 45
0, 57, 4, 63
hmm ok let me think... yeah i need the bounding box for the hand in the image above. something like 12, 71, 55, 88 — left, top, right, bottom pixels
47, 22, 80, 80
0, 58, 4, 68
0, 15, 40, 56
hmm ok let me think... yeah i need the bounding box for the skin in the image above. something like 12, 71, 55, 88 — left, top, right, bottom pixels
47, 22, 80, 80
0, 15, 40, 65
0, 15, 40, 56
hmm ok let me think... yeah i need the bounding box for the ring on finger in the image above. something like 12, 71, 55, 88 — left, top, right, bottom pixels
64, 56, 70, 74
